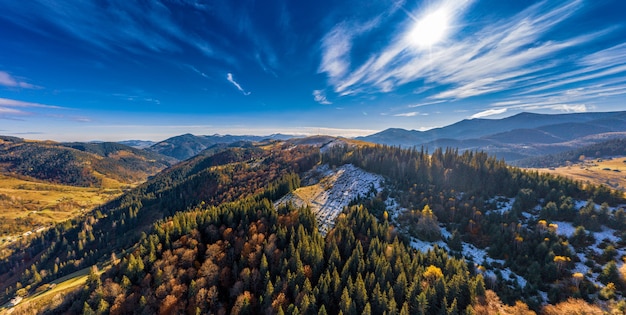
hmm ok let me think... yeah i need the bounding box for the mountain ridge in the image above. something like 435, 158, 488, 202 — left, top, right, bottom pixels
147, 133, 297, 160
358, 110, 626, 161
0, 136, 174, 187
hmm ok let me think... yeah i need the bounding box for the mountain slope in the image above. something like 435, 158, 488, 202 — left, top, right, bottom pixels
0, 136, 174, 187
0, 141, 320, 300
275, 163, 384, 235
358, 111, 626, 161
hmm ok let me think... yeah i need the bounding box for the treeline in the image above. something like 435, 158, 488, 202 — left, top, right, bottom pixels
323, 145, 621, 205
515, 137, 626, 168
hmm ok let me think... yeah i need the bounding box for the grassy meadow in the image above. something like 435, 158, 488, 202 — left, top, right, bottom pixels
531, 156, 626, 193
0, 174, 123, 256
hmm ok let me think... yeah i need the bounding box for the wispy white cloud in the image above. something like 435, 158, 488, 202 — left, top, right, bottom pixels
73, 117, 93, 123
226, 73, 251, 95
0, 1, 242, 66
6, 2, 181, 53
408, 100, 447, 108
484, 77, 626, 115
319, 0, 624, 108
313, 90, 332, 105
0, 98, 63, 109
0, 107, 24, 115
0, 71, 38, 89
319, 24, 354, 83
0, 98, 64, 117
491, 100, 521, 107
318, 7, 401, 96
112, 93, 162, 105
188, 65, 209, 79
394, 111, 419, 117
470, 108, 508, 119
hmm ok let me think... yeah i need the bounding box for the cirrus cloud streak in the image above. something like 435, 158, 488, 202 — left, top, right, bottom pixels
319, 0, 626, 109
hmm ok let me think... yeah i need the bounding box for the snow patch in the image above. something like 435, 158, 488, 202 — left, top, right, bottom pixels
554, 221, 622, 245
383, 197, 403, 221
461, 242, 528, 288
552, 221, 578, 238
275, 164, 384, 235
488, 196, 515, 214
319, 139, 347, 153
555, 220, 626, 287
410, 237, 448, 253
440, 226, 452, 239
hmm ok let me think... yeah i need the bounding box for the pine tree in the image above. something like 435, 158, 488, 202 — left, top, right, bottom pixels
599, 261, 620, 285
339, 287, 356, 315
83, 302, 95, 315
400, 302, 410, 315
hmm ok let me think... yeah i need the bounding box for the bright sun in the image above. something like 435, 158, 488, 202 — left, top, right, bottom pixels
408, 7, 450, 48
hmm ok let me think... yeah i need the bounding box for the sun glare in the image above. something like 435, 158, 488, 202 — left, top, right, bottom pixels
408, 7, 450, 48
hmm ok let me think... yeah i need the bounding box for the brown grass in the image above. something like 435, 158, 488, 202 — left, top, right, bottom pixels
529, 156, 626, 193
0, 174, 123, 257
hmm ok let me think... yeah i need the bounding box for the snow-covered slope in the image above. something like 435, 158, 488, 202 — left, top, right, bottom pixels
275, 164, 384, 235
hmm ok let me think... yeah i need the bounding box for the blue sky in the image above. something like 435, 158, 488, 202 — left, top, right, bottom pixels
1, 0, 625, 141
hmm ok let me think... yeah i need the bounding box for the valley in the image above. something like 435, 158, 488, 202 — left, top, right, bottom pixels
0, 174, 122, 259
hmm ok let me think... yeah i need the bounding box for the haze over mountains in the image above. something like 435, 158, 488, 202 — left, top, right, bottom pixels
358, 111, 626, 162
2, 111, 623, 185
107, 111, 626, 164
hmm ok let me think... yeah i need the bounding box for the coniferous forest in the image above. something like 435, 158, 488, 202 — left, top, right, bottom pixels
1, 140, 625, 314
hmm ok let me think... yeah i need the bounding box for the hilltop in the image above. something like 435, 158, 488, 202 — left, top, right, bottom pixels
0, 136, 174, 188
147, 133, 295, 160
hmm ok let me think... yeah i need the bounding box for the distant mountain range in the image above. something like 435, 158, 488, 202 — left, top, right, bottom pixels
357, 111, 626, 161
514, 138, 626, 168
145, 133, 295, 160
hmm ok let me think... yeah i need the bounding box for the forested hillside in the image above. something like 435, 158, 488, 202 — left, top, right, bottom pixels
147, 133, 294, 160
2, 140, 625, 314
0, 137, 174, 187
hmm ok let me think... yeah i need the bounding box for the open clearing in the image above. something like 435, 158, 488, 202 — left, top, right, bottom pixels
0, 266, 93, 314
530, 156, 626, 192
275, 164, 383, 235
0, 173, 123, 253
